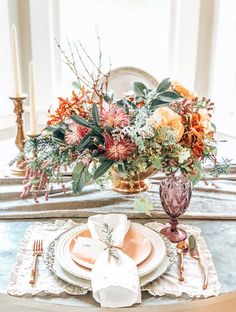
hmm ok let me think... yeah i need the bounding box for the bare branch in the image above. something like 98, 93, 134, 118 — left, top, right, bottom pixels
55, 39, 92, 89
72, 41, 94, 80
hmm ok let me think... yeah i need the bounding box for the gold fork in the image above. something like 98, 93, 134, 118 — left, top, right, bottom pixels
29, 240, 43, 285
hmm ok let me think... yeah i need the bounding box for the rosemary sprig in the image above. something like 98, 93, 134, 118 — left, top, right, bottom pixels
102, 223, 119, 260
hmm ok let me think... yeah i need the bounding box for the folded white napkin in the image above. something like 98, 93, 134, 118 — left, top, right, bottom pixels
73, 214, 141, 307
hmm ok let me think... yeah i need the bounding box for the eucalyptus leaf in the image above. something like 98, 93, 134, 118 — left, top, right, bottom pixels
72, 162, 91, 193
93, 159, 114, 180
156, 78, 171, 93
132, 82, 147, 97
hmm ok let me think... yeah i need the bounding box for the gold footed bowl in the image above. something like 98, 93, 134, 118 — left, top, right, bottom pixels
111, 166, 157, 194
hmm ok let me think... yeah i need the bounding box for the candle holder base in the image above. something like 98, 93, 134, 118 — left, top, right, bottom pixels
10, 159, 26, 176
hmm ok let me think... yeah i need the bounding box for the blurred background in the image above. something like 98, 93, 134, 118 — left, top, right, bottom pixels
0, 0, 236, 163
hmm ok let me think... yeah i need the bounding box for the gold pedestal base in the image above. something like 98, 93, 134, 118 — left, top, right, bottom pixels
11, 166, 26, 176
112, 179, 150, 194
11, 159, 26, 177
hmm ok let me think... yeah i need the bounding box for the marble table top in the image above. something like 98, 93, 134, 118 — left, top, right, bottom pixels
1, 218, 235, 308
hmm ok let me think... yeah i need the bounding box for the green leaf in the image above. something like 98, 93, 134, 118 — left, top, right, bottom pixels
123, 98, 137, 109
72, 162, 91, 194
116, 99, 125, 107
76, 132, 92, 151
156, 78, 171, 93
93, 159, 114, 180
132, 82, 147, 97
53, 128, 64, 141
149, 98, 169, 110
157, 91, 181, 102
105, 125, 113, 134
92, 103, 100, 125
71, 115, 90, 127
72, 81, 81, 89
152, 156, 163, 170
117, 162, 126, 177
71, 115, 102, 136
189, 162, 202, 185
104, 90, 114, 103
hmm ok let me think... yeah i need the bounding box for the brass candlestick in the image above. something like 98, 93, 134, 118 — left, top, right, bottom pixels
9, 94, 27, 176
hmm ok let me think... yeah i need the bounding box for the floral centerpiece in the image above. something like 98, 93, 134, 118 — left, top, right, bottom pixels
16, 40, 230, 202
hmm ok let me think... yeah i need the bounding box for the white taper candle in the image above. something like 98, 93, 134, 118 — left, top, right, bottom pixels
11, 25, 22, 97
29, 61, 37, 135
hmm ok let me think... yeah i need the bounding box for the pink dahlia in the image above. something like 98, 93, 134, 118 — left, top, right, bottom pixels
99, 105, 129, 128
65, 121, 90, 145
103, 134, 136, 161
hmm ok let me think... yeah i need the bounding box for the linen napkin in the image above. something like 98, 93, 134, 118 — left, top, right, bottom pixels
72, 214, 141, 307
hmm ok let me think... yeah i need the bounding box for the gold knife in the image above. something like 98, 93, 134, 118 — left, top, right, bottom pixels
188, 235, 208, 289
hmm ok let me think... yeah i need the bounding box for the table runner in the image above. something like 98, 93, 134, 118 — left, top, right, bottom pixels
0, 174, 236, 219
7, 219, 220, 299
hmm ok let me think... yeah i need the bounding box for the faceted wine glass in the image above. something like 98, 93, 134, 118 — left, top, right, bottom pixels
159, 175, 192, 243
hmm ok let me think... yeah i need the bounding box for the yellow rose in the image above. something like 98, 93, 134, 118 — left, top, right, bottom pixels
172, 81, 197, 102
151, 107, 184, 141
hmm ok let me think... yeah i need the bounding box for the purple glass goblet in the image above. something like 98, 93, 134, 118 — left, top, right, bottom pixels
159, 175, 192, 243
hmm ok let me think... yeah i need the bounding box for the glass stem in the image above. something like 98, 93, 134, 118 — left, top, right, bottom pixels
170, 218, 178, 232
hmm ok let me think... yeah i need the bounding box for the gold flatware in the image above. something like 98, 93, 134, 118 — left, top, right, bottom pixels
188, 235, 208, 289
29, 240, 43, 285
176, 240, 189, 282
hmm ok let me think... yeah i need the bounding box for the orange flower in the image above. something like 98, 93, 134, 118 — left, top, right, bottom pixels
48, 87, 93, 125
151, 107, 184, 141
198, 108, 214, 133
172, 82, 197, 102
183, 111, 212, 159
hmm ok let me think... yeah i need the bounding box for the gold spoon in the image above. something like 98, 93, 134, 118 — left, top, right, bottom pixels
176, 240, 189, 282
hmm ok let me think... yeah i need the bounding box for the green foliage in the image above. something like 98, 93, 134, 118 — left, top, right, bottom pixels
93, 159, 114, 180
91, 103, 100, 126
71, 114, 102, 136
132, 82, 147, 97
72, 162, 92, 194
210, 158, 232, 177
156, 78, 171, 93
188, 161, 202, 185
71, 115, 91, 128
151, 156, 163, 170
157, 91, 181, 102
103, 90, 114, 103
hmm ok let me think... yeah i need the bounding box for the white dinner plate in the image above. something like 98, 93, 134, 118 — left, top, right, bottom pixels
55, 223, 166, 280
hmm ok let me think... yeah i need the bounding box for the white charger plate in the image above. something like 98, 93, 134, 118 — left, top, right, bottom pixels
55, 223, 166, 279
51, 252, 170, 289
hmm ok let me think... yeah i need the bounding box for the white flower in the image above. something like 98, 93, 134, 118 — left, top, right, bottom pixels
178, 149, 190, 164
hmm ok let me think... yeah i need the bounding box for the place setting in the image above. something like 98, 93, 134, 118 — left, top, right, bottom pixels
7, 211, 220, 308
